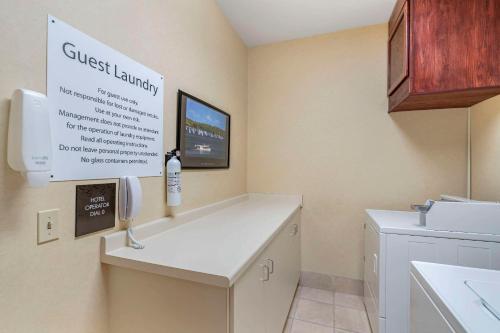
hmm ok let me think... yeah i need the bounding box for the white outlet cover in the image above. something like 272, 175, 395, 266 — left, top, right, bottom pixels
38, 209, 59, 244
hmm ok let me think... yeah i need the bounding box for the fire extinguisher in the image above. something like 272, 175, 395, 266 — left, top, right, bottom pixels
166, 150, 181, 206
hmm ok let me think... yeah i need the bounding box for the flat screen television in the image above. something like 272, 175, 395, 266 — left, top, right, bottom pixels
176, 90, 230, 169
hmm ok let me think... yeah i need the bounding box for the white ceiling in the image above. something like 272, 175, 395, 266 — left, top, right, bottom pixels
216, 0, 397, 47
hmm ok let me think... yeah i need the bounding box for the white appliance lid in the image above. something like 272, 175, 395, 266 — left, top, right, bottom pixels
465, 280, 500, 320
411, 262, 500, 333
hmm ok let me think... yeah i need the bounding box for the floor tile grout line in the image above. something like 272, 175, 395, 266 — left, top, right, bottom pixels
294, 294, 367, 311
291, 313, 369, 333
291, 317, 335, 328
288, 293, 371, 333
297, 297, 335, 305
289, 301, 369, 314
334, 306, 373, 333
334, 303, 368, 311
297, 288, 364, 297
295, 289, 335, 305
290, 296, 336, 328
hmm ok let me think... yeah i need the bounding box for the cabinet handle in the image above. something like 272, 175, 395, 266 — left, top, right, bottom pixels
266, 258, 274, 274
260, 264, 270, 281
290, 224, 299, 236
373, 254, 378, 275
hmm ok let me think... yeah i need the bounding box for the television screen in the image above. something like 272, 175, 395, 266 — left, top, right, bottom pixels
177, 91, 230, 168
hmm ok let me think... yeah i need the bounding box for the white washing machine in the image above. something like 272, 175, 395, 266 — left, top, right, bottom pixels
410, 261, 500, 333
363, 209, 500, 333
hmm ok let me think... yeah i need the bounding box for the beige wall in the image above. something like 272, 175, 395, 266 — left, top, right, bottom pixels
0, 3, 473, 331
247, 24, 468, 280
471, 95, 500, 201
0, 1, 247, 332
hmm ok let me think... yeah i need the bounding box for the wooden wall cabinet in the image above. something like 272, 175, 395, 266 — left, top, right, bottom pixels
388, 0, 500, 112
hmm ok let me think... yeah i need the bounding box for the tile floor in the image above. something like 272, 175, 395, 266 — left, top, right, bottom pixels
283, 286, 372, 333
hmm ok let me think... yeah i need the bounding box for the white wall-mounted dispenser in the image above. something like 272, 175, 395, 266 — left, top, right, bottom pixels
119, 176, 144, 249
7, 89, 52, 187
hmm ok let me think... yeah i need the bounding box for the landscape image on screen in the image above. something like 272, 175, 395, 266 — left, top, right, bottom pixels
184, 97, 228, 159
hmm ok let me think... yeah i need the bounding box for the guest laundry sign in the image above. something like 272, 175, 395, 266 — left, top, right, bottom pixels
47, 15, 164, 181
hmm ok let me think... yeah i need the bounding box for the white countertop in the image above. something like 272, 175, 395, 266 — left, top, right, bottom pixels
366, 209, 500, 242
411, 262, 500, 333
101, 193, 302, 288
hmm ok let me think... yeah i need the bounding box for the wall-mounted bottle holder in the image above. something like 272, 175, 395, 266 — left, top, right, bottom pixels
7, 89, 52, 187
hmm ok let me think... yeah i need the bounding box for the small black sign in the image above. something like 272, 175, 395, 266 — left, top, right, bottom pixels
75, 183, 116, 237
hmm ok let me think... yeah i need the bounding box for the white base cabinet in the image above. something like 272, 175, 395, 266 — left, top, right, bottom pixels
108, 210, 301, 333
231, 212, 301, 333
363, 210, 500, 333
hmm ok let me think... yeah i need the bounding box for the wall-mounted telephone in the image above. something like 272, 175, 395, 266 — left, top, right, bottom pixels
119, 176, 142, 221
119, 176, 144, 249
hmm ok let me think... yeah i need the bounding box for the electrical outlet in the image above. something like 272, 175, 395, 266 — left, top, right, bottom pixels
38, 209, 59, 244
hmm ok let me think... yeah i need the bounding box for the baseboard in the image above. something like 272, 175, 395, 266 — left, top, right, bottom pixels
299, 271, 364, 296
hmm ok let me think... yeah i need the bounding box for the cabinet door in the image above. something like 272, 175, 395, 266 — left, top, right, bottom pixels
284, 213, 301, 288
388, 1, 409, 95
231, 256, 267, 333
231, 212, 301, 333
264, 214, 301, 333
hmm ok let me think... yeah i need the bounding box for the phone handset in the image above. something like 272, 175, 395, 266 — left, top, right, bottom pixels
119, 176, 144, 249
